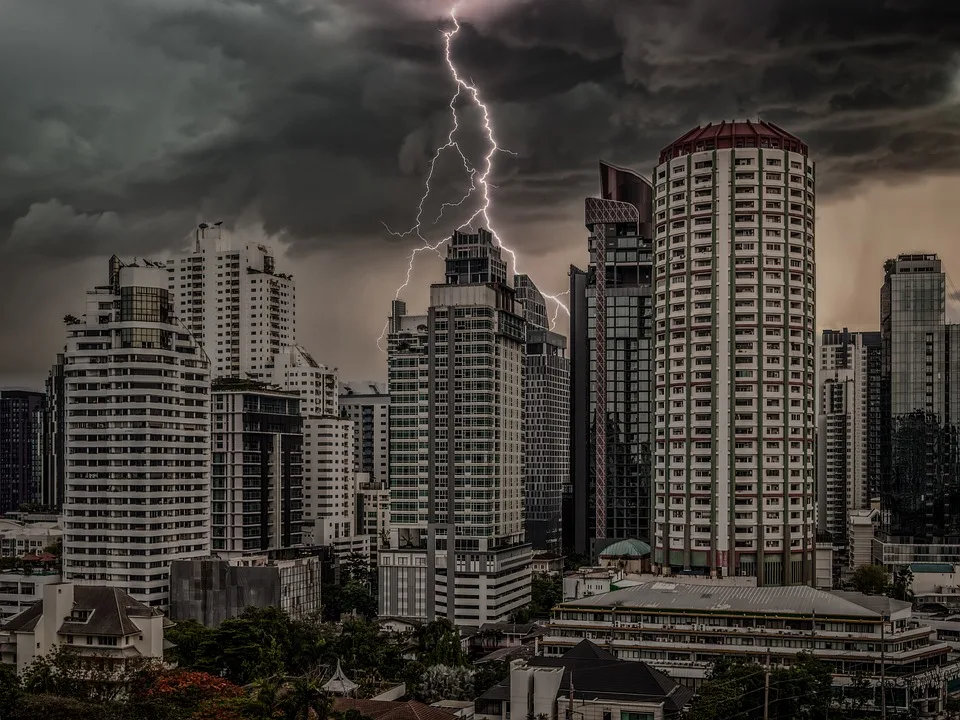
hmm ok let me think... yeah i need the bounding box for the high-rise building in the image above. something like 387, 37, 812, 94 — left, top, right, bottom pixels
268, 346, 337, 417
568, 161, 654, 556
166, 223, 296, 379
877, 254, 960, 565
338, 381, 390, 482
379, 228, 531, 624
652, 120, 817, 585
817, 330, 881, 552
61, 256, 210, 608
515, 275, 569, 551
43, 355, 66, 510
0, 390, 45, 514
211, 380, 304, 555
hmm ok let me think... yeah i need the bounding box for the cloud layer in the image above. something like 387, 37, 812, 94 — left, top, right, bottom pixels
1, 0, 959, 384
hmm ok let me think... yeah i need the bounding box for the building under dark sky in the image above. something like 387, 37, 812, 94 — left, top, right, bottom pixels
568, 161, 654, 556
0, 390, 46, 514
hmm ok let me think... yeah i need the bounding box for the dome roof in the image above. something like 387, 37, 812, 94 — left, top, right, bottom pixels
598, 539, 651, 558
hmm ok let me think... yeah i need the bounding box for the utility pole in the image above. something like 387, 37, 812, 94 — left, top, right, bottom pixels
881, 613, 887, 720
763, 650, 771, 720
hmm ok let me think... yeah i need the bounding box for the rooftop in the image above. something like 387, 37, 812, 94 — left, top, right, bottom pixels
659, 119, 808, 163
334, 698, 456, 720
478, 640, 692, 714
557, 581, 911, 619
3, 585, 161, 636
909, 563, 955, 574
598, 539, 651, 558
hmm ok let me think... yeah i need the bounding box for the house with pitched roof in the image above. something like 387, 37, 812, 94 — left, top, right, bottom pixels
0, 582, 166, 674
474, 640, 692, 720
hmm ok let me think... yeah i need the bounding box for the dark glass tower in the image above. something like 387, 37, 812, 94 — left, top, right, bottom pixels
0, 390, 45, 513
568, 162, 654, 556
879, 254, 960, 555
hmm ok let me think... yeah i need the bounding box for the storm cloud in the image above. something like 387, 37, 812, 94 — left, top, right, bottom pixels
2, 0, 960, 385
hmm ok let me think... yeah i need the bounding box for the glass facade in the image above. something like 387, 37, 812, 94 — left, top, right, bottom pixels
881, 255, 960, 543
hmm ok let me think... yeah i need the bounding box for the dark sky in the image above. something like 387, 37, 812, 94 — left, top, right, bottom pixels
2, 0, 960, 388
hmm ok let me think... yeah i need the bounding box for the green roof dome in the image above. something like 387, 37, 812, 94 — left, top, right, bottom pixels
598, 539, 651, 558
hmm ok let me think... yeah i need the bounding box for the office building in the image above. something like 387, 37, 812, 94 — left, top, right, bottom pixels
877, 254, 960, 565
169, 552, 321, 627
543, 581, 958, 716
60, 257, 210, 609
0, 390, 45, 514
652, 120, 817, 585
568, 161, 655, 556
339, 381, 390, 481
211, 380, 304, 555
166, 223, 296, 379
515, 275, 569, 550
379, 228, 531, 624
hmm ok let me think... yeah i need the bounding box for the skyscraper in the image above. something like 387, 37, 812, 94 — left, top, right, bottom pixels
211, 380, 304, 555
166, 224, 296, 380
515, 274, 570, 551
43, 355, 65, 510
568, 161, 654, 556
877, 254, 960, 564
817, 329, 881, 574
652, 120, 817, 585
61, 256, 210, 608
379, 228, 531, 624
0, 390, 45, 514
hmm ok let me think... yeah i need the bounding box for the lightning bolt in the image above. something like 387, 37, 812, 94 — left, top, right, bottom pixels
378, 3, 568, 352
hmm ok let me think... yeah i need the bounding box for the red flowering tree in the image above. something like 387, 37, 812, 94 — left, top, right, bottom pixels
133, 668, 244, 715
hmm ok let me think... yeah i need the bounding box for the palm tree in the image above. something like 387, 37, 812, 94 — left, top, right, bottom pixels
281, 676, 333, 720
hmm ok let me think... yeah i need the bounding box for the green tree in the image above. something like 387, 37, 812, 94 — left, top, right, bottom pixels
686, 655, 834, 720
891, 566, 915, 602
281, 676, 333, 720
165, 618, 217, 670
0, 663, 21, 717
472, 661, 509, 697
413, 665, 475, 703
413, 619, 467, 667
851, 564, 890, 595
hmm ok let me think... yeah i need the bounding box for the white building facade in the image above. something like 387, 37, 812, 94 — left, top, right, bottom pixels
166, 224, 295, 380
652, 120, 817, 585
379, 229, 532, 625
817, 329, 881, 570
61, 257, 210, 609
338, 381, 390, 482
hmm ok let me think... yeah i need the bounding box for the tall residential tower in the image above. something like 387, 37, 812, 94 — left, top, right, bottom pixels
379, 229, 531, 624
166, 224, 296, 380
652, 121, 817, 585
515, 274, 570, 551
61, 257, 210, 608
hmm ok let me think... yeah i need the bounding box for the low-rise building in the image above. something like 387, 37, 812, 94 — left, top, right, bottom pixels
0, 582, 165, 674
544, 581, 959, 717
0, 570, 62, 621
531, 553, 565, 576
848, 509, 879, 570
475, 639, 692, 720
169, 551, 321, 627
0, 519, 61, 558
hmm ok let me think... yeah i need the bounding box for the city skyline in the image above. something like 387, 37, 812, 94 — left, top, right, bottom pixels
2, 0, 960, 386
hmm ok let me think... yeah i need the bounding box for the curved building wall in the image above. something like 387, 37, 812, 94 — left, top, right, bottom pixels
652, 122, 817, 585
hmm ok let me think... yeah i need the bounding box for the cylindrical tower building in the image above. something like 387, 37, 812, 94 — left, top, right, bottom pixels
652, 120, 816, 585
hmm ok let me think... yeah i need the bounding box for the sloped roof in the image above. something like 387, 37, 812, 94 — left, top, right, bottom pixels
334, 698, 456, 720
3, 585, 160, 636
598, 539, 651, 558
323, 660, 358, 695
478, 640, 693, 715
560, 581, 907, 619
